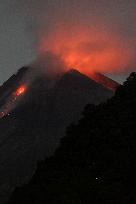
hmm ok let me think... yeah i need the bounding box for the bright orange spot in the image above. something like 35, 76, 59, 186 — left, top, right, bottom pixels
16, 85, 26, 96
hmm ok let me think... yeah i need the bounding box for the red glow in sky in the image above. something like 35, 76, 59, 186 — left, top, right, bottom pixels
15, 85, 26, 96
38, 24, 136, 77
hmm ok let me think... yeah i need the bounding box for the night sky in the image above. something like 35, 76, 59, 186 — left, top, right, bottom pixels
0, 0, 136, 84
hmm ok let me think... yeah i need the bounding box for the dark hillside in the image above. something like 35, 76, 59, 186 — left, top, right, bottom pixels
0, 68, 113, 203
9, 72, 136, 204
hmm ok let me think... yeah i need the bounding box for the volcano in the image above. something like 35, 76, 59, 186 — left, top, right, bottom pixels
0, 66, 117, 203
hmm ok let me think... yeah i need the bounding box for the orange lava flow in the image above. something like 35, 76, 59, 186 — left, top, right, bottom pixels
0, 85, 26, 119
15, 85, 26, 96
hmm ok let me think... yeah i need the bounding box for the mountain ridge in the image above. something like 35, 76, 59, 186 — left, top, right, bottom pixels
8, 72, 136, 204
0, 66, 114, 203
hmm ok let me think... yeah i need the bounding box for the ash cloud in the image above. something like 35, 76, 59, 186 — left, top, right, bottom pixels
11, 0, 136, 81
31, 51, 66, 76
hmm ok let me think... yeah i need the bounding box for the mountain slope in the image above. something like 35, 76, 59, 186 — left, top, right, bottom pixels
8, 72, 136, 204
90, 72, 120, 91
38, 69, 113, 156
0, 67, 114, 203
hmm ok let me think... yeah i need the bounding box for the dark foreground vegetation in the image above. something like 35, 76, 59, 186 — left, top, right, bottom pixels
9, 73, 136, 204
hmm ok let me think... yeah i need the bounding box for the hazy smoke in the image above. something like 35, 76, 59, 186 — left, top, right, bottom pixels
31, 51, 67, 76
12, 0, 136, 79
37, 24, 136, 76
1, 0, 136, 116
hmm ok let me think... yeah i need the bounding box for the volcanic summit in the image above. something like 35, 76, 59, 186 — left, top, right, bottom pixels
0, 66, 118, 203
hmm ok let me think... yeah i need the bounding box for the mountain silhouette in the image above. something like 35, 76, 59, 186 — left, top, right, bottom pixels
0, 66, 114, 203
8, 72, 136, 204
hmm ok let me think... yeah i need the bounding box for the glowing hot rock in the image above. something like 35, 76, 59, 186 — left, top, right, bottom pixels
0, 85, 26, 119
15, 85, 26, 96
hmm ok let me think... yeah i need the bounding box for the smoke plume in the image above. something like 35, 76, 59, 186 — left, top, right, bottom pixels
11, 0, 136, 80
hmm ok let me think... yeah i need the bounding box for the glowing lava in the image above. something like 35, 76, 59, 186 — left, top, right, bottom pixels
0, 85, 26, 119
15, 85, 26, 96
